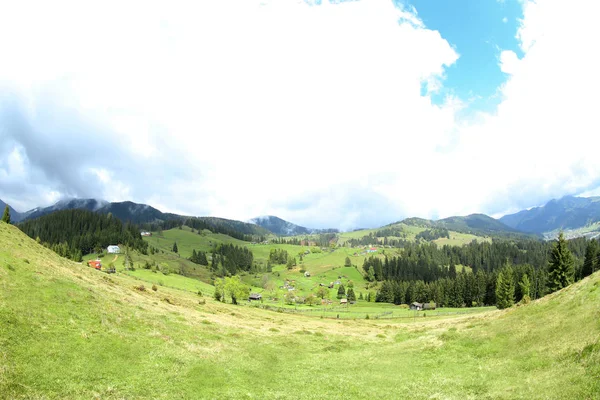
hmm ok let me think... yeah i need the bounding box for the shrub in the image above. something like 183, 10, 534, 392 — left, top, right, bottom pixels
135, 285, 146, 292
23, 259, 30, 264
198, 299, 206, 305
152, 284, 158, 292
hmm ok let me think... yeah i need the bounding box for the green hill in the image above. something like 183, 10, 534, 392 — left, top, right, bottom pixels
1, 221, 599, 399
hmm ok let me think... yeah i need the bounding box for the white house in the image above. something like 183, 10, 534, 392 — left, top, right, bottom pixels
107, 245, 121, 254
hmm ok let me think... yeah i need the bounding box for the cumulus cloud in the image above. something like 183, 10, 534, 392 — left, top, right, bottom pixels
0, 0, 599, 229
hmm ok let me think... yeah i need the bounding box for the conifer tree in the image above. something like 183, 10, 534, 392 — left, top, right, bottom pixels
344, 256, 351, 267
337, 284, 346, 299
519, 273, 531, 302
347, 287, 356, 302
547, 232, 574, 292
495, 266, 515, 309
582, 239, 598, 277
2, 205, 10, 224
172, 242, 178, 253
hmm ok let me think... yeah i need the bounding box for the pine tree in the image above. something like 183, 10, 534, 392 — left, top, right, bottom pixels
347, 287, 356, 302
2, 205, 10, 224
337, 284, 346, 299
344, 256, 351, 267
547, 232, 575, 292
495, 266, 515, 309
582, 239, 598, 277
172, 242, 178, 253
519, 273, 531, 302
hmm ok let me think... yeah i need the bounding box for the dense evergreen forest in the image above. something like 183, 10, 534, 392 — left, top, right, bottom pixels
370, 236, 592, 307
210, 243, 254, 276
18, 209, 148, 260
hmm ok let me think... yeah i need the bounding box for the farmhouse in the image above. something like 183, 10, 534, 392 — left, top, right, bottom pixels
249, 293, 262, 301
340, 298, 348, 305
140, 231, 152, 237
107, 245, 120, 254
410, 302, 423, 311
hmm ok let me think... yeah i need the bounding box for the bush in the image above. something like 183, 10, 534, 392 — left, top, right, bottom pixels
152, 284, 158, 291
197, 290, 203, 296
135, 285, 146, 292
199, 299, 206, 305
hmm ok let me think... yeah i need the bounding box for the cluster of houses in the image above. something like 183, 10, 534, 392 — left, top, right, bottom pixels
280, 280, 296, 291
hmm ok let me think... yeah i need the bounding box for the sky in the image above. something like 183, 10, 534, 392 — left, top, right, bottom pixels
1, 0, 600, 230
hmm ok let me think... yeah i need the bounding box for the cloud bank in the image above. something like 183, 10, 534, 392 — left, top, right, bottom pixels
1, 0, 599, 229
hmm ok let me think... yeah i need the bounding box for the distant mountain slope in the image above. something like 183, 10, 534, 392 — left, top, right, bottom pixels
249, 215, 311, 236
500, 195, 600, 234
23, 198, 108, 221
400, 213, 531, 238
15, 198, 268, 240
0, 199, 22, 222
96, 201, 183, 224
249, 215, 338, 236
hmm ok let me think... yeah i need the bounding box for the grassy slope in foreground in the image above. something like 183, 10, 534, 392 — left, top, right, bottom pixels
1, 222, 599, 399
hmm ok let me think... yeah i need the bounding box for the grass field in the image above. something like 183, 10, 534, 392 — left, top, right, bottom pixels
2, 221, 600, 399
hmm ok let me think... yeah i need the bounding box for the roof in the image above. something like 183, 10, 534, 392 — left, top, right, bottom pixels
411, 302, 423, 306
249, 293, 262, 299
340, 298, 348, 303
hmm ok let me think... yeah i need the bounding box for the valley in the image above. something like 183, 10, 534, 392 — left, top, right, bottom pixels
1, 221, 599, 399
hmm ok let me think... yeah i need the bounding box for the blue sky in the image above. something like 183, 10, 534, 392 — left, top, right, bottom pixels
1, 0, 600, 229
408, 0, 524, 113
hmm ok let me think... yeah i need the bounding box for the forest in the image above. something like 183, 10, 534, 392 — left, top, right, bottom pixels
370, 234, 595, 307
18, 209, 148, 260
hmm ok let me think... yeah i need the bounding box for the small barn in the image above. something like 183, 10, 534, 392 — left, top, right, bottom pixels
340, 298, 348, 305
249, 293, 262, 301
107, 245, 121, 254
410, 302, 423, 311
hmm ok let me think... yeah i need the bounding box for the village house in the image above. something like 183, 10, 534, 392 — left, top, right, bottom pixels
340, 298, 348, 305
107, 245, 121, 254
410, 302, 423, 311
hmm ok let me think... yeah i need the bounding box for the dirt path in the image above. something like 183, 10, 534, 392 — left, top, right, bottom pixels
112, 255, 119, 262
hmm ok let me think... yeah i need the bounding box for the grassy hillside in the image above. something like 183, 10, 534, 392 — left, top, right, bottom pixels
1, 221, 599, 399
338, 222, 489, 246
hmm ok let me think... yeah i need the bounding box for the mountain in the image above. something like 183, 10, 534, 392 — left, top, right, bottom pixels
96, 201, 183, 224
0, 199, 23, 222
401, 213, 530, 238
249, 215, 339, 236
500, 195, 600, 236
249, 215, 311, 236
23, 198, 109, 221
15, 197, 269, 239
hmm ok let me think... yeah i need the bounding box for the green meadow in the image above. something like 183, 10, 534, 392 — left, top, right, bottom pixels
2, 221, 599, 399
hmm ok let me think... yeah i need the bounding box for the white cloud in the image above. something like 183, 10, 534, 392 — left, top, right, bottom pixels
1, 0, 599, 228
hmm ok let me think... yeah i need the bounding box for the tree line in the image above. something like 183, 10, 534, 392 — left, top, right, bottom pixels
18, 209, 148, 260
373, 233, 593, 308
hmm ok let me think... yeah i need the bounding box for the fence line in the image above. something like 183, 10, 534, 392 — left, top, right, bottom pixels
251, 303, 482, 319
